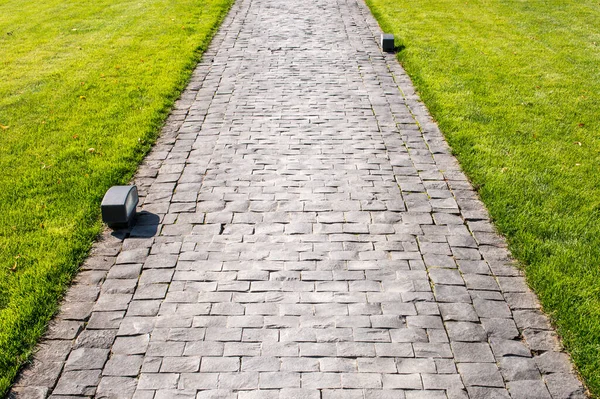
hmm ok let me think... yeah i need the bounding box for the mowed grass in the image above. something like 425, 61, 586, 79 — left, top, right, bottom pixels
366, 0, 600, 395
0, 0, 232, 392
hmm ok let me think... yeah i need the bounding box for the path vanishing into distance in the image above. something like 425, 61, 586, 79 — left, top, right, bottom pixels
11, 0, 588, 397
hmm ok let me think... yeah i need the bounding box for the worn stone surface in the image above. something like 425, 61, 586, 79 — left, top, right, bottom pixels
11, 0, 586, 397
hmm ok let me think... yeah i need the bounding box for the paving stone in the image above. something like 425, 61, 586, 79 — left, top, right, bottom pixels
357, 358, 397, 373
458, 362, 504, 387
544, 372, 587, 398
15, 360, 63, 388
127, 300, 162, 316
396, 358, 436, 374
259, 372, 301, 388
94, 294, 133, 312
141, 356, 162, 373
405, 391, 446, 399
243, 357, 281, 372
428, 268, 464, 286
218, 372, 259, 390
116, 249, 149, 265
513, 310, 551, 330
87, 311, 125, 330
507, 380, 552, 399
301, 373, 341, 389
473, 298, 512, 319
497, 276, 529, 293
52, 370, 101, 395
406, 315, 444, 329
446, 322, 487, 342
457, 260, 491, 275
466, 387, 511, 399
33, 340, 73, 362
160, 356, 200, 373
73, 331, 115, 351
451, 342, 495, 363
137, 373, 179, 390
201, 357, 240, 372
96, 376, 136, 398
64, 285, 101, 303
413, 343, 453, 358
154, 390, 197, 399
112, 334, 150, 354
45, 320, 83, 340
480, 318, 520, 340
522, 329, 561, 352
9, 387, 50, 398
421, 373, 464, 390
147, 341, 185, 357
279, 389, 320, 399
434, 285, 471, 303
535, 351, 574, 374
117, 317, 155, 335
59, 302, 94, 321
499, 356, 540, 381
439, 303, 479, 322
64, 348, 109, 371
490, 338, 531, 358
102, 355, 143, 376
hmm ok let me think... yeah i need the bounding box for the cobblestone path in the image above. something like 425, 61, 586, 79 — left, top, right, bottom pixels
11, 0, 587, 397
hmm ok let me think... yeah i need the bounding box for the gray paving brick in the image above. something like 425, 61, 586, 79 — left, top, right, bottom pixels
52, 370, 101, 396
458, 362, 504, 387
178, 373, 219, 390
421, 373, 465, 390
466, 387, 511, 399
15, 360, 63, 388
445, 321, 486, 342
480, 317, 520, 340
451, 342, 495, 363
96, 376, 137, 398
45, 320, 83, 339
544, 373, 587, 399
507, 380, 552, 399
490, 338, 532, 358
382, 374, 422, 389
218, 372, 259, 390
64, 348, 109, 371
103, 355, 143, 377
112, 334, 149, 355
499, 356, 540, 381
535, 351, 574, 374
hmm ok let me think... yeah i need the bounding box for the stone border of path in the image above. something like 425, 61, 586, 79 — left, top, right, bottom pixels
10, 0, 588, 397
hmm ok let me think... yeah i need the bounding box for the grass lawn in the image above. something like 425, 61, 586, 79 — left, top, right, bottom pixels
366, 0, 600, 395
0, 0, 232, 393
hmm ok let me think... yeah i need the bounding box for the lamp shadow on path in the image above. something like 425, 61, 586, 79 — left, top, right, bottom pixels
110, 211, 160, 240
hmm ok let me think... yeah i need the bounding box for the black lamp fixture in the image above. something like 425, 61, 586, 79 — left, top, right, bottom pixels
381, 33, 395, 53
101, 185, 139, 229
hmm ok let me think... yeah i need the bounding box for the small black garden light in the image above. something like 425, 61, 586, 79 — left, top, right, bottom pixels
381, 33, 395, 52
101, 185, 139, 229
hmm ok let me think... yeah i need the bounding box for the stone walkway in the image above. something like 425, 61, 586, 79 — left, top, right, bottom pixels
11, 0, 587, 397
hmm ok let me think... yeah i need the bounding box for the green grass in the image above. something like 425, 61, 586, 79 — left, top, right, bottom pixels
0, 0, 232, 393
366, 0, 600, 395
